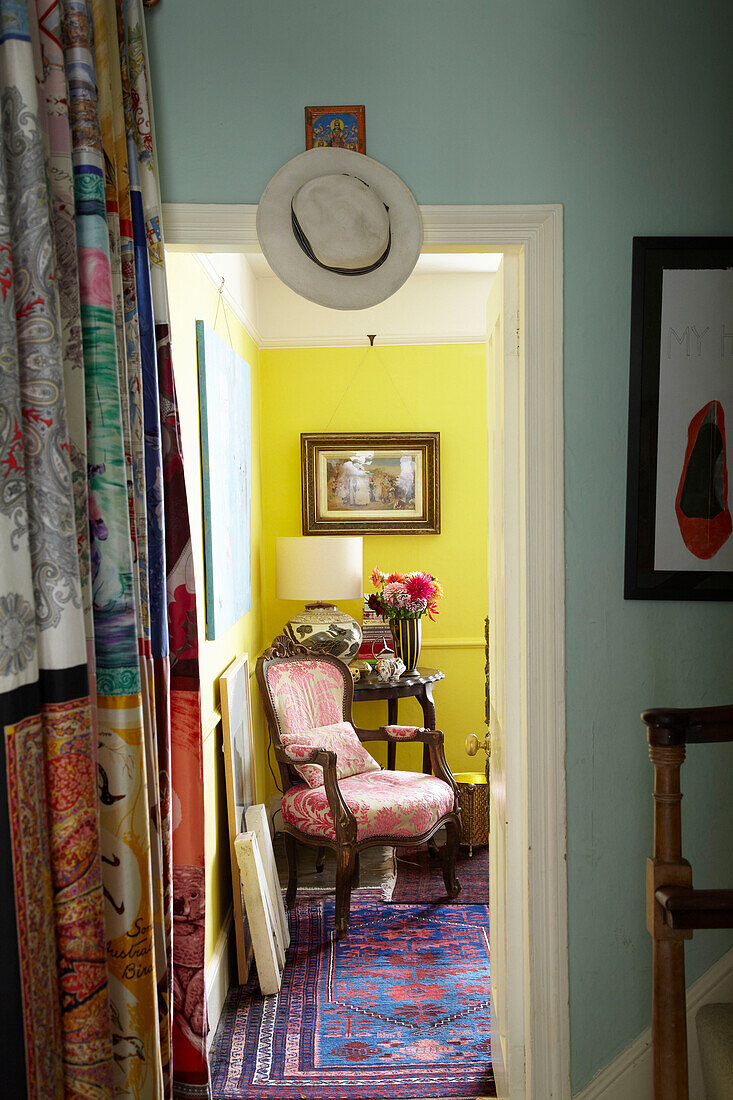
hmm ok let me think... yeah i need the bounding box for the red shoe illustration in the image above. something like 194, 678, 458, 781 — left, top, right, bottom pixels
675, 399, 732, 560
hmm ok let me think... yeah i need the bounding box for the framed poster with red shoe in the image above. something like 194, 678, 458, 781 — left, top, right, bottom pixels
625, 237, 733, 599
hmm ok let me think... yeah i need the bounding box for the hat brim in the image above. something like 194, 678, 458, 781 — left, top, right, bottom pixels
256, 148, 423, 311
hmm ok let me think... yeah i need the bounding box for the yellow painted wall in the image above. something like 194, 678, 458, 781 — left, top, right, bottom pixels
164, 267, 489, 966
166, 252, 267, 963
259, 343, 488, 784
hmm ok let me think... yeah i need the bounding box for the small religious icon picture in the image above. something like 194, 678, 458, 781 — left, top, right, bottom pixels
305, 105, 366, 154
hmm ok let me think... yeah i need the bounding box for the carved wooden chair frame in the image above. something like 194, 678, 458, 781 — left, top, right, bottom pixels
256, 634, 462, 939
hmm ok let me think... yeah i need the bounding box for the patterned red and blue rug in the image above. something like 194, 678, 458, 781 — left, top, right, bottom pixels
389, 846, 489, 905
210, 895, 495, 1099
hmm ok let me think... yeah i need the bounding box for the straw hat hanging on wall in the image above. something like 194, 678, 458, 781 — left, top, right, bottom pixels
256, 147, 423, 311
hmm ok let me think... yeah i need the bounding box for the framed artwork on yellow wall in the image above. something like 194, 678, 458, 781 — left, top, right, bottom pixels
301, 432, 440, 535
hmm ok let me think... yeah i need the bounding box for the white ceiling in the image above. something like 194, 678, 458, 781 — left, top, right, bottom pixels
193, 250, 501, 348
244, 251, 503, 279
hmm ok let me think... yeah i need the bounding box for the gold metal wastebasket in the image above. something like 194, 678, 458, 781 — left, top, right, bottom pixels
452, 771, 489, 857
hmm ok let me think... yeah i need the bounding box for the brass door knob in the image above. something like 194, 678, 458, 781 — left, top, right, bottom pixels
465, 732, 491, 758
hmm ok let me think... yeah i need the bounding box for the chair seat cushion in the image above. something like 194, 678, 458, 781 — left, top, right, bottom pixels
282, 721, 381, 787
281, 769, 455, 842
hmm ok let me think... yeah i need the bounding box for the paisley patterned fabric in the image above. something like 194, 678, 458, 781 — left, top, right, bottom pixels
282, 770, 455, 842
282, 721, 381, 787
265, 659, 346, 738
31, 0, 97, 715
0, 2, 112, 1093
1, 1, 210, 1095
384, 724, 423, 740
4, 712, 64, 1098
44, 696, 114, 1094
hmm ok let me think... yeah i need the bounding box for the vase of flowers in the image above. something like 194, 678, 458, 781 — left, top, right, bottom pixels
390, 617, 422, 675
367, 568, 443, 674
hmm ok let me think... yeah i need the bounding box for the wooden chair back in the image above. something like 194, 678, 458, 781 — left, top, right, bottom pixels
256, 634, 356, 791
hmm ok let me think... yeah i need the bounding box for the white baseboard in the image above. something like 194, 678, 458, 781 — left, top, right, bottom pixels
205, 906, 233, 1051
574, 946, 733, 1099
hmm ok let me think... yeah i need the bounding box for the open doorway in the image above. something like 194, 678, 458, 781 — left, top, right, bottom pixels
165, 203, 566, 1100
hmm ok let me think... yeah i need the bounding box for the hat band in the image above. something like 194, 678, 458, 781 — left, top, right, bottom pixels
290, 192, 391, 276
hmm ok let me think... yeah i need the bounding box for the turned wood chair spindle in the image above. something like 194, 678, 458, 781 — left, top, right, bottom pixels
643, 704, 733, 1100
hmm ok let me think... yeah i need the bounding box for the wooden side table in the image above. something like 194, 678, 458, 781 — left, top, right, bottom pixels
352, 667, 445, 772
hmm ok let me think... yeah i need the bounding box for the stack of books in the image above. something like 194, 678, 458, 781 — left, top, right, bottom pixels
358, 597, 393, 659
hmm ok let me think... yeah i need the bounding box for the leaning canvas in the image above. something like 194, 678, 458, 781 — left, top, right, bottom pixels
220, 653, 256, 983
196, 320, 251, 637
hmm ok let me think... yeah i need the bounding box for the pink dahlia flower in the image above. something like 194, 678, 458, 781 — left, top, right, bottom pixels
404, 572, 434, 602
382, 581, 406, 607
407, 597, 428, 614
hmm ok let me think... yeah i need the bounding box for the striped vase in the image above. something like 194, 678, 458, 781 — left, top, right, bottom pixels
390, 617, 422, 674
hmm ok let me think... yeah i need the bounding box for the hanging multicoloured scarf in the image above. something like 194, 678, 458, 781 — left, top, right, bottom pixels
0, 1, 210, 1096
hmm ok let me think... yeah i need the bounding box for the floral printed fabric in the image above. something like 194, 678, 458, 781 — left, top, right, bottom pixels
0, 0, 210, 1095
0, 1, 113, 1093
118, 3, 211, 1094
282, 770, 455, 842
384, 724, 423, 740
282, 721, 381, 787
60, 2, 165, 1093
265, 659, 346, 738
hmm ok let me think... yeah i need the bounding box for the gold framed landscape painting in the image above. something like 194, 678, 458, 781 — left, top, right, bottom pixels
301, 432, 440, 535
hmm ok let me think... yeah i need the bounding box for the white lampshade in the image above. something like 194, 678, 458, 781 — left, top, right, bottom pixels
276, 536, 363, 602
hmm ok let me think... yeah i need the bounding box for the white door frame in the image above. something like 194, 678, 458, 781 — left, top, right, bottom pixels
163, 202, 568, 1100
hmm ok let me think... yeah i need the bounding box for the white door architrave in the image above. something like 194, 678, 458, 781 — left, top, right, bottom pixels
163, 202, 568, 1100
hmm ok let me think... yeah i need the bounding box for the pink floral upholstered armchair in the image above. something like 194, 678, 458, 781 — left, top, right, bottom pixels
256, 635, 462, 939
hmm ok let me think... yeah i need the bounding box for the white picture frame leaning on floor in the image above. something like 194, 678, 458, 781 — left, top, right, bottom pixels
234, 831, 284, 995
246, 804, 290, 950
220, 652, 256, 983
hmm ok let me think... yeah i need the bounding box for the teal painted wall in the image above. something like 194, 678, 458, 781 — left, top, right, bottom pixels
146, 2, 733, 1091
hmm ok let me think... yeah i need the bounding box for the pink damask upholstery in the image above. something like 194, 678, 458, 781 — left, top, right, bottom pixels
384, 724, 422, 740
281, 770, 455, 842
281, 721, 381, 787
265, 659, 346, 738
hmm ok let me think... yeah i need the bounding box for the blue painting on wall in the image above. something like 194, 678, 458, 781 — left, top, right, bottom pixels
196, 320, 251, 638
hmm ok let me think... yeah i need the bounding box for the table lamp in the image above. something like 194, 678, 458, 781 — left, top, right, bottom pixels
276, 536, 363, 663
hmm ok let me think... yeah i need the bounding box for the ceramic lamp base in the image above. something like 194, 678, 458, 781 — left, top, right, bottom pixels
285, 603, 362, 663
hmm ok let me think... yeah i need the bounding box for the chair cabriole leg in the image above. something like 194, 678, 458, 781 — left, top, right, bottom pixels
335, 845, 356, 940
441, 819, 461, 899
